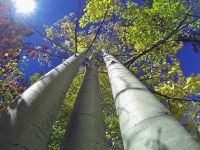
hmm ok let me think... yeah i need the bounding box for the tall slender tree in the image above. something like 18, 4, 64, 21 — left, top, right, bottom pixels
61, 57, 106, 150
0, 50, 86, 150
102, 49, 200, 150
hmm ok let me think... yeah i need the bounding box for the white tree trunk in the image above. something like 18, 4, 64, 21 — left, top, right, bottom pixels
61, 57, 106, 150
0, 50, 86, 150
102, 50, 200, 150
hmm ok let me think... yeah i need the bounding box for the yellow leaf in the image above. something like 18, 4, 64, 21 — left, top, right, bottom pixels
186, 77, 192, 84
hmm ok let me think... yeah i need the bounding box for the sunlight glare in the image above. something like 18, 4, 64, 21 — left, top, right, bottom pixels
13, 0, 36, 13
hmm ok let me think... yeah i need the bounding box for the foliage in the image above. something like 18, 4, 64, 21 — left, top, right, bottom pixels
44, 14, 99, 54
29, 72, 42, 84
79, 0, 121, 28
0, 0, 33, 103
0, 0, 54, 103
98, 70, 123, 149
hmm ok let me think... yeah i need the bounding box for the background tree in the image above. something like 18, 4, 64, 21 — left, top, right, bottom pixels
0, 50, 87, 150
61, 58, 106, 150
103, 50, 200, 150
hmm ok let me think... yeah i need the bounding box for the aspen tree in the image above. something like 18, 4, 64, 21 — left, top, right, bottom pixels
61, 57, 106, 150
102, 49, 200, 150
0, 50, 86, 150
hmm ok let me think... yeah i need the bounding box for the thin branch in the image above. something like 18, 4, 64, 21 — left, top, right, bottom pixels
187, 14, 200, 18
140, 76, 161, 82
113, 54, 132, 57
149, 88, 200, 103
140, 75, 185, 82
74, 0, 93, 55
86, 8, 108, 54
74, 0, 81, 55
74, 15, 79, 55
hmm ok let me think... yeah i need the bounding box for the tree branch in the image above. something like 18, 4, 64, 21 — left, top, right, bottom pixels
74, 0, 92, 54
149, 88, 200, 103
86, 8, 108, 54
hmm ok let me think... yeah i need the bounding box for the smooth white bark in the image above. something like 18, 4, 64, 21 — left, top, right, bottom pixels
0, 50, 86, 150
102, 50, 200, 150
61, 58, 106, 150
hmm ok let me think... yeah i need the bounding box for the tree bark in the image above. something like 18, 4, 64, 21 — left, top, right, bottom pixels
61, 57, 106, 150
102, 49, 200, 150
0, 50, 86, 150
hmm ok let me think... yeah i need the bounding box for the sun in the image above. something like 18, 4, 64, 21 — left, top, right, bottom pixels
13, 0, 36, 13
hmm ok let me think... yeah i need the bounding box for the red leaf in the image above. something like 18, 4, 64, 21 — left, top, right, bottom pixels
8, 49, 16, 57
41, 45, 48, 50
8, 81, 16, 87
28, 50, 36, 57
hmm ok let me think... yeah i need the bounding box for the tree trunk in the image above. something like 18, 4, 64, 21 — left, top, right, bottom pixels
61, 57, 106, 150
102, 49, 200, 150
0, 50, 86, 150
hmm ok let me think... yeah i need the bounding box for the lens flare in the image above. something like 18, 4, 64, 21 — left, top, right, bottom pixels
13, 0, 36, 13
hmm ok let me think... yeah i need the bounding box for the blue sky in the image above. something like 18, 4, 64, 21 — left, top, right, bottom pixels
177, 43, 200, 76
15, 0, 200, 77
